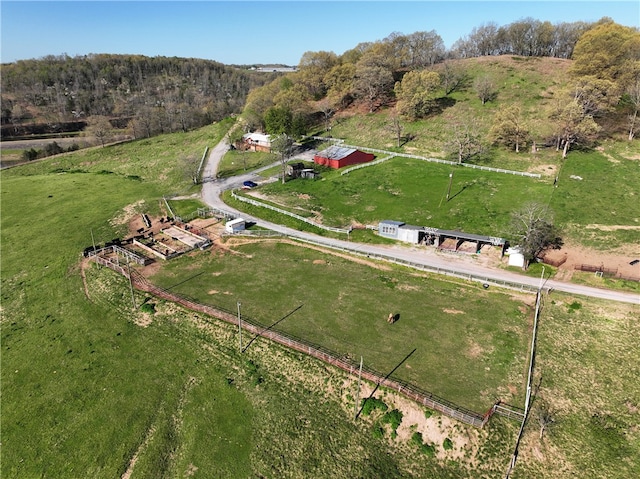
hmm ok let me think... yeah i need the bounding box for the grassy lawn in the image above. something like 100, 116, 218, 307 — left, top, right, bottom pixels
0, 162, 512, 478
148, 239, 532, 412
515, 296, 640, 478
231, 146, 639, 248
5, 119, 234, 194
217, 149, 278, 178
550, 148, 640, 248
241, 156, 553, 236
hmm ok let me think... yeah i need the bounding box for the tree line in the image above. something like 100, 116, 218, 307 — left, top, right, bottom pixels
237, 18, 638, 160
1, 54, 278, 138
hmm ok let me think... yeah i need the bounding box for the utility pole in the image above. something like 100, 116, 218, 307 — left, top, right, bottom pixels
354, 356, 363, 420
446, 171, 454, 201
237, 302, 242, 352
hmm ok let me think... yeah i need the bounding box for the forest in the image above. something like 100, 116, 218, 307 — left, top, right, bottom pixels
1, 54, 278, 138
1, 17, 638, 161
239, 17, 639, 160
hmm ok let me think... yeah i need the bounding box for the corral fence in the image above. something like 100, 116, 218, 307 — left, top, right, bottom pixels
540, 254, 568, 268
230, 189, 352, 235
575, 264, 617, 276
574, 264, 639, 282
197, 206, 238, 221
94, 256, 512, 428
305, 136, 541, 178
86, 244, 151, 266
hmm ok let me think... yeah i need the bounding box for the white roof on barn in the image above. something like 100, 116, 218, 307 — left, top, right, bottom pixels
317, 145, 357, 160
242, 132, 271, 144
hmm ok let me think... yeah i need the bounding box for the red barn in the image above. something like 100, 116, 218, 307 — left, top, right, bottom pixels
313, 145, 375, 169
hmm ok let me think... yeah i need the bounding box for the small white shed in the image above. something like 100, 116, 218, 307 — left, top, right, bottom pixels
506, 247, 525, 268
225, 218, 246, 234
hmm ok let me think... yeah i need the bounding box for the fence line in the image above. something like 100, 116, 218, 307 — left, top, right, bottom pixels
305, 136, 541, 178
230, 190, 352, 234
293, 237, 540, 293
196, 146, 209, 183
340, 155, 395, 175
163, 196, 176, 219
95, 257, 498, 428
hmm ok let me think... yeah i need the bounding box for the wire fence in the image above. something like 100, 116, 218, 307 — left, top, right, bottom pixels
94, 256, 504, 428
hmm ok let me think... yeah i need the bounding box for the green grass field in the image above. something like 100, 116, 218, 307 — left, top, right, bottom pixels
229, 145, 639, 248
2, 120, 639, 478
147, 239, 532, 412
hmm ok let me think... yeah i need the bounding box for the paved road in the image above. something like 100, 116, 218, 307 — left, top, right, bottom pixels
201, 138, 639, 305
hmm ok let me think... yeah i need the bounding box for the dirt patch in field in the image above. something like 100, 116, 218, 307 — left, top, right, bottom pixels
541, 240, 640, 281
529, 163, 558, 177
443, 308, 465, 315
111, 200, 147, 227
134, 312, 153, 328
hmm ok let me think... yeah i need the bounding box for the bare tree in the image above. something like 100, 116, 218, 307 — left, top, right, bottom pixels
441, 61, 467, 95
84, 115, 114, 147
489, 105, 530, 152
353, 65, 394, 112
181, 154, 200, 184
271, 133, 294, 184
474, 75, 497, 105
317, 98, 334, 132
444, 118, 485, 164
387, 111, 404, 148
625, 75, 640, 141
537, 403, 555, 440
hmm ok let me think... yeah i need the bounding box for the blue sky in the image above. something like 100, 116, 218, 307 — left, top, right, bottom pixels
1, 1, 638, 65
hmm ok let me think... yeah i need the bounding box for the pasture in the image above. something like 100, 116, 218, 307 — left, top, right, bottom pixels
147, 238, 533, 412
231, 145, 640, 249
2, 121, 638, 478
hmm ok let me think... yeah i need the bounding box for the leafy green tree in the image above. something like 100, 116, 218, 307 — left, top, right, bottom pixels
324, 63, 356, 108
394, 70, 441, 120
489, 105, 530, 153
263, 106, 292, 135
570, 21, 640, 87
297, 51, 338, 99
571, 76, 620, 117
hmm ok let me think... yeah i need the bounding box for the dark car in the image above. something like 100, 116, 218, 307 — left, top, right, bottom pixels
243, 180, 258, 188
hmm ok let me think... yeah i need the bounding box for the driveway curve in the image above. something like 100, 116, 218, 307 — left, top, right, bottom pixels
201, 139, 639, 305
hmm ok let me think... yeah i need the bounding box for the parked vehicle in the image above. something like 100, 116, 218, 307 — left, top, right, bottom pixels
243, 180, 258, 188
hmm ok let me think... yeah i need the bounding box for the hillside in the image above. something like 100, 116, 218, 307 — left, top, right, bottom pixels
0, 54, 278, 137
